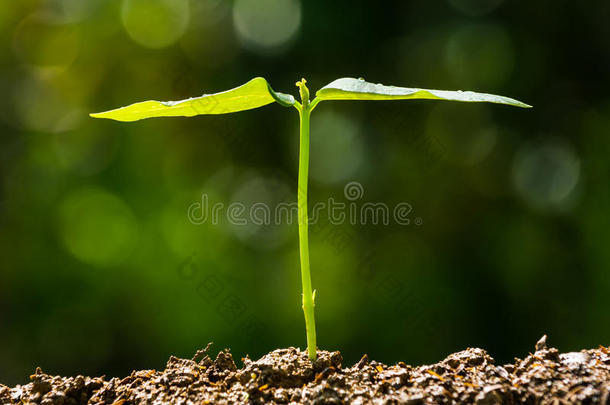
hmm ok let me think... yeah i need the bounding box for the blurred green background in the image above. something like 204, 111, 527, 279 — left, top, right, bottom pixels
1, 0, 609, 385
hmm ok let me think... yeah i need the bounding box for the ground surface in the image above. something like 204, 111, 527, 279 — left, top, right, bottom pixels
2, 337, 610, 404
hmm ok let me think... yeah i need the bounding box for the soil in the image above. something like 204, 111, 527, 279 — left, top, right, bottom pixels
2, 336, 610, 404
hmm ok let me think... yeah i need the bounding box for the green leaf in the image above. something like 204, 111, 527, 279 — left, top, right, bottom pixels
90, 77, 295, 122
316, 78, 531, 108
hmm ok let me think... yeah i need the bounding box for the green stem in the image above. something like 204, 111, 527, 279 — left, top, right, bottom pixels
296, 79, 316, 361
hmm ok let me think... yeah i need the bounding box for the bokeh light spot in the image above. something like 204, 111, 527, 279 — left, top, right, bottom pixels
309, 110, 365, 184
13, 14, 79, 70
121, 0, 189, 49
232, 0, 301, 52
181, 0, 236, 68
189, 0, 230, 28
512, 139, 580, 211
14, 76, 70, 132
161, 195, 228, 260
445, 24, 514, 89
42, 0, 100, 23
58, 187, 139, 266
181, 17, 238, 68
228, 174, 292, 249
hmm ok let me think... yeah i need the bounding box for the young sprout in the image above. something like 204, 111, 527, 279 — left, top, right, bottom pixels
91, 77, 530, 361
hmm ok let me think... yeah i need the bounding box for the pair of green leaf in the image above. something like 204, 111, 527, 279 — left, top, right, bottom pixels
90, 77, 531, 122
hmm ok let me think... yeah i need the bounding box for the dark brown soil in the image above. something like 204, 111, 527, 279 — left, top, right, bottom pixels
2, 337, 610, 404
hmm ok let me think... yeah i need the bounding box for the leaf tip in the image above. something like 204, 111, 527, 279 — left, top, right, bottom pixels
89, 110, 122, 121
514, 101, 533, 109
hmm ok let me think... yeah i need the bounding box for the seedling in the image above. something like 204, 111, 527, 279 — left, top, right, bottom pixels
91, 77, 530, 360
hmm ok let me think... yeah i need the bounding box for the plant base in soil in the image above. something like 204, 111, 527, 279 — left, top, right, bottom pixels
2, 337, 610, 404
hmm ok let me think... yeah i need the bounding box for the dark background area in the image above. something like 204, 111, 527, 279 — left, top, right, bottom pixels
1, 0, 609, 385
